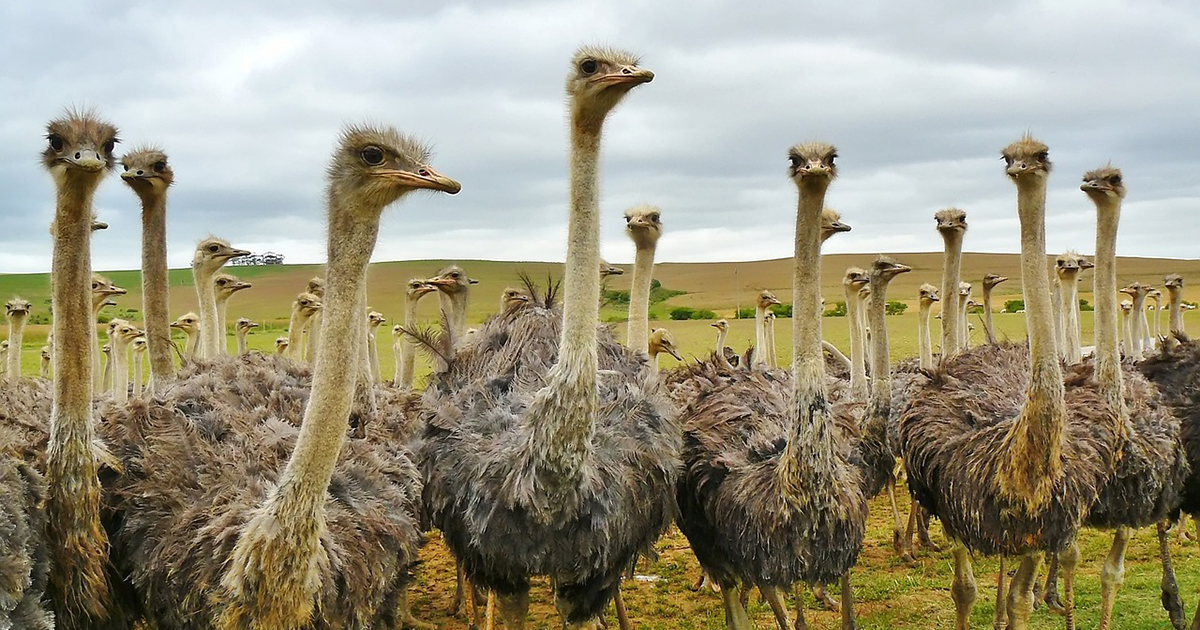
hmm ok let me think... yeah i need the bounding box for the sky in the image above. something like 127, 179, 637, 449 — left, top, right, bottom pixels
1, 1, 1198, 274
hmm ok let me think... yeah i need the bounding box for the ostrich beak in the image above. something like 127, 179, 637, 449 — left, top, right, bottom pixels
597, 66, 655, 86
67, 148, 106, 171
1079, 259, 1095, 270
892, 264, 912, 275
829, 221, 852, 233
386, 167, 462, 194
91, 220, 108, 231
667, 346, 682, 361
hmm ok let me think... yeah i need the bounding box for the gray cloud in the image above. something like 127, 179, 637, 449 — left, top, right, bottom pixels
2, 1, 1198, 273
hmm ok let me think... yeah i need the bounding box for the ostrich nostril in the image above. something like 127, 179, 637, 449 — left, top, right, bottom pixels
136, 170, 144, 176
75, 152, 81, 159
622, 67, 632, 74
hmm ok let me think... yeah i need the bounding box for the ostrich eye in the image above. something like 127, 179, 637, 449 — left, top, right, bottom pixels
1109, 175, 1121, 185
92, 282, 99, 289
360, 146, 384, 166
580, 59, 598, 75
208, 244, 219, 252
827, 154, 837, 166
123, 163, 130, 171
788, 155, 801, 167
103, 140, 116, 154
649, 213, 660, 222
153, 161, 166, 173
1036, 151, 1049, 162
48, 135, 63, 152
1003, 155, 1014, 166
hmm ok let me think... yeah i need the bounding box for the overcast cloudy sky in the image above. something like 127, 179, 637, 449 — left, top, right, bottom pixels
1, 1, 1197, 274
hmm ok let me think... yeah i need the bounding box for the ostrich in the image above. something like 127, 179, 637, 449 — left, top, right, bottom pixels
710, 319, 740, 369
214, 273, 253, 356
97, 124, 463, 630
1148, 289, 1164, 344
427, 264, 476, 352
648, 327, 682, 371
235, 318, 258, 355
917, 284, 940, 370
284, 293, 321, 361
752, 290, 781, 367
676, 141, 869, 630
981, 273, 1008, 344
501, 287, 531, 311
303, 277, 326, 363
106, 319, 144, 404
121, 147, 174, 392
898, 137, 1124, 630
1120, 300, 1134, 356
6, 298, 31, 379
192, 238, 250, 360
40, 345, 51, 378
100, 343, 112, 394
1035, 166, 1191, 630
39, 109, 122, 630
170, 312, 201, 363
1120, 283, 1151, 360
419, 45, 665, 630
395, 279, 436, 389
90, 275, 126, 389
1165, 274, 1186, 336
274, 337, 289, 355
130, 337, 147, 397
935, 208, 967, 361
1055, 252, 1090, 364
624, 204, 662, 355
956, 282, 972, 350
842, 267, 870, 400
764, 311, 779, 368
367, 310, 386, 383
0, 341, 8, 369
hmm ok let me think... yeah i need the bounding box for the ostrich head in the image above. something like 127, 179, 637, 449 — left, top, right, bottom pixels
843, 267, 868, 291
568, 46, 654, 133
215, 273, 253, 299
327, 125, 459, 214
870, 256, 912, 283
193, 237, 249, 277
405, 279, 436, 300
983, 273, 1009, 290
235, 318, 259, 334
757, 290, 781, 310
307, 277, 326, 299
91, 216, 108, 231
1164, 274, 1184, 292
711, 318, 729, 332
648, 328, 682, 361
170, 312, 199, 335
42, 109, 119, 188
6, 297, 31, 318
294, 293, 322, 317
787, 142, 838, 193
427, 265, 477, 294
1120, 300, 1133, 313
821, 208, 852, 241
110, 319, 144, 345
958, 282, 972, 299
934, 208, 968, 235
120, 146, 174, 198
1055, 251, 1091, 278
131, 337, 147, 354
1081, 166, 1126, 203
918, 283, 940, 306
501, 287, 530, 311
1002, 135, 1052, 182
367, 311, 386, 330
274, 337, 290, 353
624, 204, 663, 249
599, 261, 624, 278
92, 274, 127, 298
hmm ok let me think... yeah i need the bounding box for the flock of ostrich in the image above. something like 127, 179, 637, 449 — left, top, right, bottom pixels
2, 43, 1200, 630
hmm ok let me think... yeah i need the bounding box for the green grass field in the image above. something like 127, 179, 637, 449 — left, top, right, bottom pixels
2, 255, 1199, 628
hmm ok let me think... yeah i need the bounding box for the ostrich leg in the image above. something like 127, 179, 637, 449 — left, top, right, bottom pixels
794, 584, 809, 630
993, 556, 1007, 630
812, 583, 840, 611
497, 591, 530, 630
1058, 543, 1079, 630
761, 586, 791, 630
1157, 521, 1187, 630
951, 544, 977, 630
1003, 553, 1042, 630
1097, 528, 1130, 630
613, 587, 632, 630
839, 572, 857, 630
888, 479, 905, 557
720, 583, 754, 630
1042, 554, 1063, 613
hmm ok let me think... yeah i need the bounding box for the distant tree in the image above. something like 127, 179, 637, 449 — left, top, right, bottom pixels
770, 303, 793, 318
1004, 299, 1025, 313
885, 301, 908, 316
823, 301, 847, 317
1079, 299, 1094, 312
669, 307, 696, 320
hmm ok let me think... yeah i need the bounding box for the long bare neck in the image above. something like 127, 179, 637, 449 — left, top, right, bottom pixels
1168, 287, 1184, 335
112, 341, 128, 403
47, 173, 112, 625
627, 239, 657, 353
1129, 292, 1147, 358
982, 286, 997, 343
185, 331, 198, 360
1051, 277, 1065, 359
193, 265, 218, 359
368, 328, 382, 383
398, 296, 421, 389
845, 284, 867, 400
90, 303, 103, 390
767, 318, 778, 367
305, 312, 322, 362
918, 302, 933, 370
6, 316, 25, 379
272, 201, 378, 524
957, 295, 969, 350
1059, 274, 1081, 364
101, 352, 112, 393
216, 296, 230, 356
1092, 196, 1123, 406
132, 354, 143, 397
438, 291, 469, 351
1002, 175, 1065, 514
526, 122, 601, 482
139, 191, 174, 390
754, 303, 769, 366
236, 329, 249, 355
715, 326, 727, 353
867, 276, 893, 431
940, 233, 963, 360
286, 308, 309, 359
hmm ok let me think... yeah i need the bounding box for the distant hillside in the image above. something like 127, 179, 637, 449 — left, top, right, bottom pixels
1, 253, 1197, 326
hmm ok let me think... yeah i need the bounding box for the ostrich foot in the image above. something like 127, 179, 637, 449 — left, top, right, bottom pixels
1157, 521, 1187, 630
993, 556, 1007, 630
452, 562, 467, 616
719, 583, 755, 630
1003, 553, 1042, 630
1058, 543, 1079, 630
497, 591, 529, 630
839, 572, 857, 630
398, 588, 437, 630
1042, 554, 1064, 614
691, 572, 720, 593
740, 580, 751, 610
951, 543, 977, 630
888, 480, 906, 560
761, 586, 791, 630
793, 585, 809, 630
902, 505, 919, 563
916, 509, 942, 552
812, 584, 840, 612
1097, 528, 1130, 630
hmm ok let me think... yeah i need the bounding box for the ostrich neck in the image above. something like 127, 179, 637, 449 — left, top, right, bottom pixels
982, 286, 996, 344
1059, 274, 1081, 364
438, 291, 469, 350
140, 193, 174, 389
525, 122, 601, 483
90, 303, 104, 390
1002, 176, 1066, 513
306, 312, 322, 362
112, 340, 128, 403
714, 326, 727, 354
939, 232, 964, 360
132, 354, 143, 397
918, 302, 933, 370
397, 296, 421, 389
1092, 195, 1123, 405
368, 328, 381, 383
767, 318, 778, 367
7, 315, 26, 379
216, 296, 231, 356
47, 172, 110, 622
845, 284, 867, 400
1130, 292, 1148, 356
193, 265, 219, 359
1168, 287, 1184, 335
754, 303, 769, 366
270, 200, 378, 525
236, 329, 249, 355
957, 295, 969, 350
866, 275, 893, 436
626, 240, 657, 354
185, 331, 199, 360
286, 308, 311, 359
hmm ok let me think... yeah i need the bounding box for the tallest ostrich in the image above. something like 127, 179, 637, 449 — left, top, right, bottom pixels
420, 46, 675, 630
